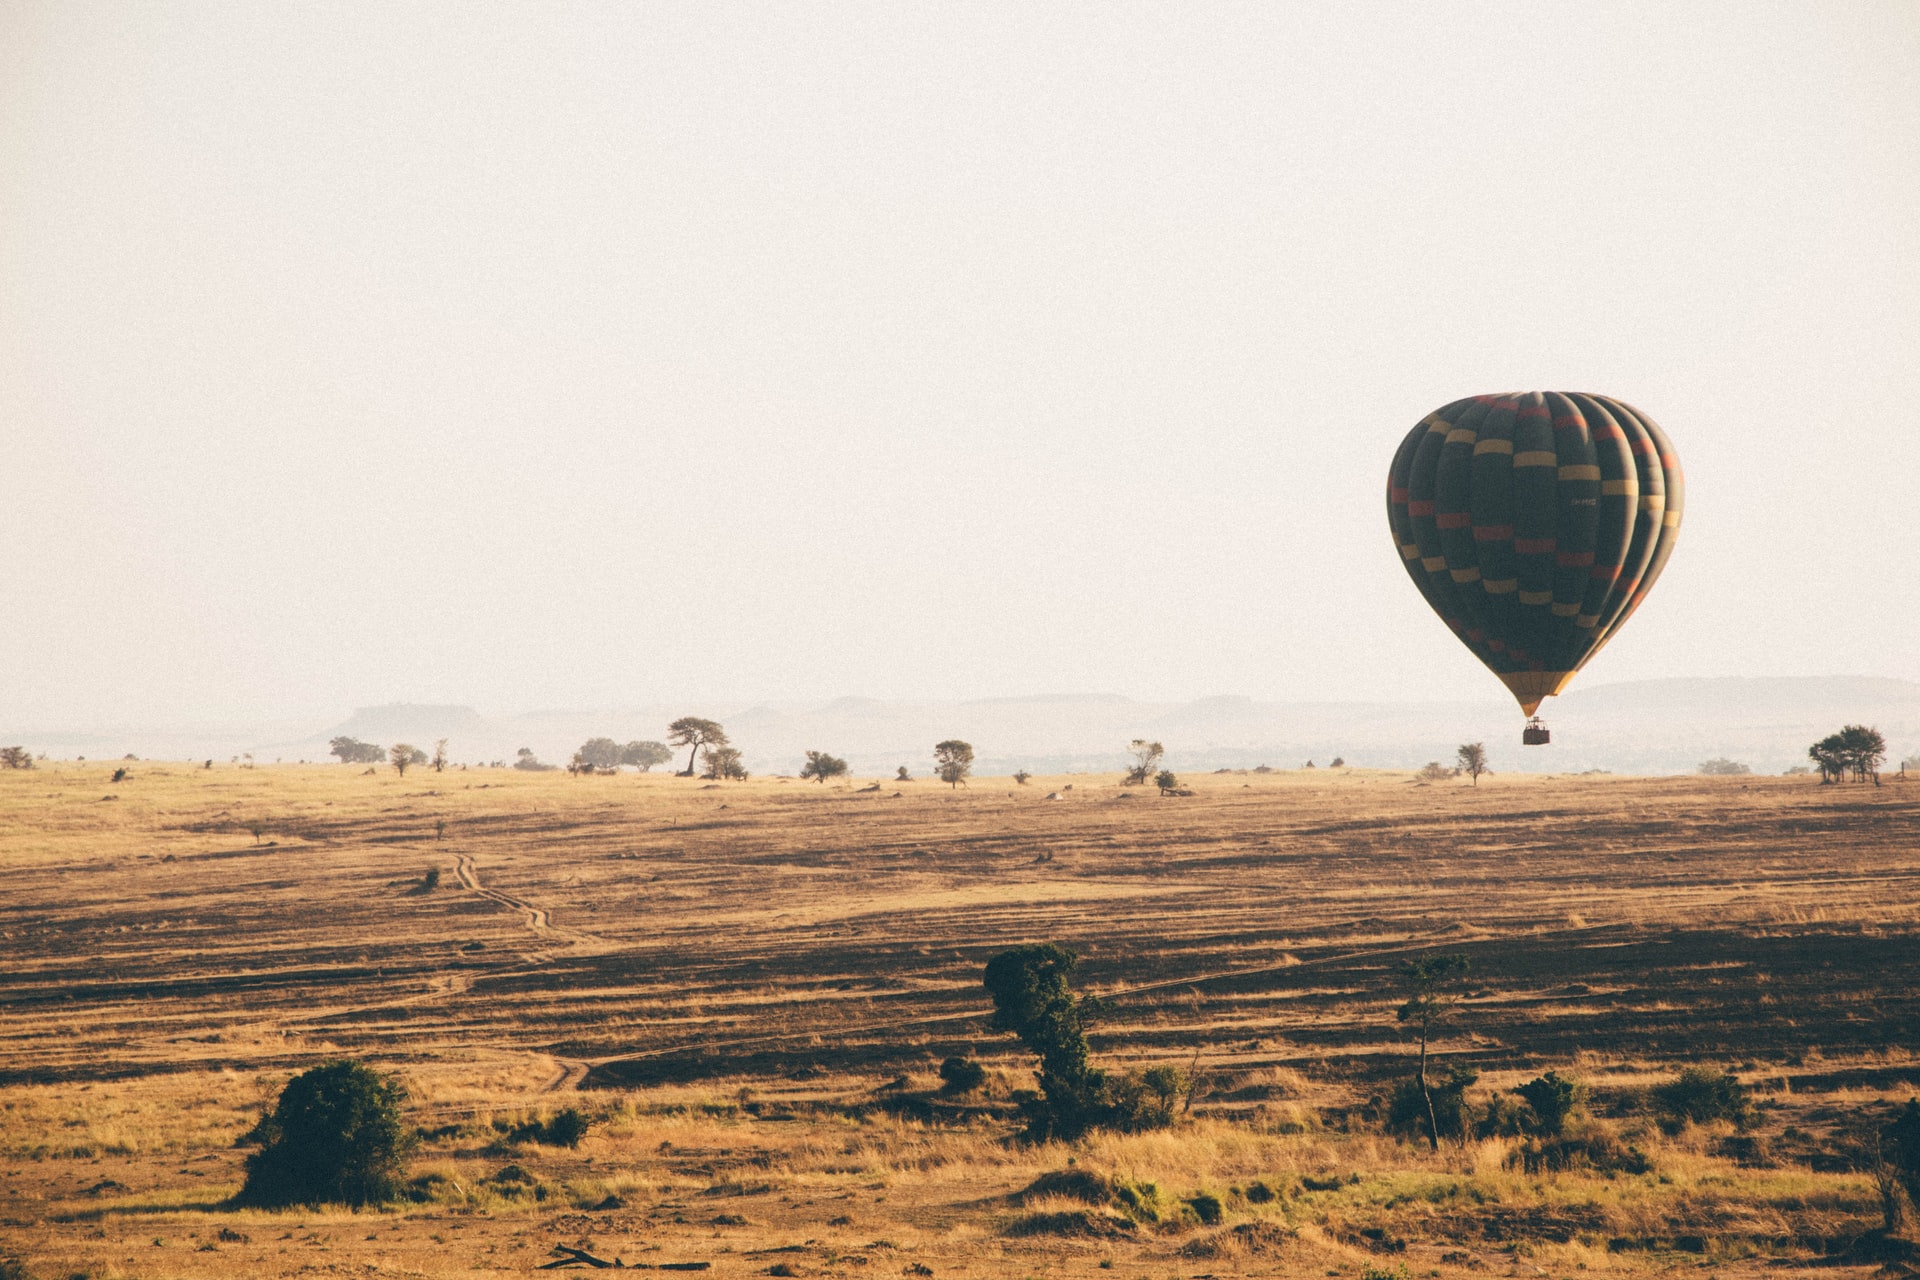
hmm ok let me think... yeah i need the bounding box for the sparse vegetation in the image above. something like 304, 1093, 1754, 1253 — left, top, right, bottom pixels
1012, 769, 1030, 785
4, 763, 1918, 1276
513, 747, 556, 772
1414, 760, 1455, 783
1514, 1069, 1583, 1136
431, 738, 449, 772
1698, 757, 1752, 775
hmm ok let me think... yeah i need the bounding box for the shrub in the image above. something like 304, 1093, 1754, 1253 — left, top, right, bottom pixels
422, 867, 441, 891
1109, 1065, 1187, 1131
543, 1107, 591, 1148
1244, 1180, 1277, 1203
1652, 1067, 1751, 1128
1387, 1066, 1476, 1141
237, 1061, 415, 1207
1515, 1070, 1583, 1136
1698, 758, 1751, 776
1415, 761, 1455, 783
1185, 1191, 1224, 1225
938, 1056, 987, 1095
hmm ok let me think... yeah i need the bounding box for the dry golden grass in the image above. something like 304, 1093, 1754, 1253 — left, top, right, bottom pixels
2, 761, 1918, 1277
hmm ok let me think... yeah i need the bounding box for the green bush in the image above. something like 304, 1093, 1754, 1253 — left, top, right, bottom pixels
237, 1061, 415, 1207
1515, 1071, 1583, 1136
1108, 1065, 1187, 1131
1185, 1191, 1223, 1225
544, 1107, 591, 1148
938, 1056, 987, 1095
1652, 1067, 1751, 1128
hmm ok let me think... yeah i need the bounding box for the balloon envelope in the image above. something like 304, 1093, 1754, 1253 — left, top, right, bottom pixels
1386, 392, 1684, 715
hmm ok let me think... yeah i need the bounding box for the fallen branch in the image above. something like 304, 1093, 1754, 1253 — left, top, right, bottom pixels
540, 1244, 712, 1270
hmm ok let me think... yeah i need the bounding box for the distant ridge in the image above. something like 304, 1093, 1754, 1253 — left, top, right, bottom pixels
321, 704, 489, 742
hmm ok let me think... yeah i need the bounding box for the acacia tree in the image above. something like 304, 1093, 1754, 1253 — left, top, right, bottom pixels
430, 739, 448, 772
1123, 740, 1165, 786
621, 740, 673, 772
800, 751, 849, 783
1395, 954, 1471, 1150
390, 743, 418, 776
934, 739, 974, 789
1456, 743, 1489, 786
668, 718, 728, 776
0, 746, 32, 770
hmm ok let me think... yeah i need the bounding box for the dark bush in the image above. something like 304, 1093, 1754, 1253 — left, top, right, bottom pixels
939, 1056, 987, 1095
1014, 1168, 1112, 1205
1652, 1067, 1751, 1128
1387, 1066, 1476, 1141
544, 1107, 591, 1148
1515, 1071, 1584, 1136
1186, 1191, 1224, 1225
237, 1061, 414, 1207
1244, 1180, 1277, 1204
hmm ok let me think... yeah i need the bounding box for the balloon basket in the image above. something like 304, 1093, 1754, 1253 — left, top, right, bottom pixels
1522, 718, 1551, 746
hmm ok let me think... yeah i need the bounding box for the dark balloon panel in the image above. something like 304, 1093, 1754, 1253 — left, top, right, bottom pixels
1386, 392, 1683, 715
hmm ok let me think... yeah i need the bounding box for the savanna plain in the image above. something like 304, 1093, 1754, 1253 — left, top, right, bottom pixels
3, 759, 1918, 1280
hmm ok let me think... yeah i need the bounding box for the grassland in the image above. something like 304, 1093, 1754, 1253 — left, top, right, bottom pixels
2, 761, 1918, 1278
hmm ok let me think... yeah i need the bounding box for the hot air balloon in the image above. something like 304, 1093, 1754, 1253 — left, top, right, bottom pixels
1386, 392, 1683, 744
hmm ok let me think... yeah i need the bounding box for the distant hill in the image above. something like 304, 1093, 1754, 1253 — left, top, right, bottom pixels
10, 678, 1917, 777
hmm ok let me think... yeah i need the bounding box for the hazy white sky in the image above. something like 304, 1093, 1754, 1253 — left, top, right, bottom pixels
4, 2, 1917, 727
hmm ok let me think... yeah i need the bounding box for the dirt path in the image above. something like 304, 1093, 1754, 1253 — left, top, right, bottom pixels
455, 853, 574, 940
539, 1055, 591, 1093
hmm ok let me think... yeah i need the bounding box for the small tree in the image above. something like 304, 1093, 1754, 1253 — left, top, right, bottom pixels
430, 739, 448, 772
1123, 740, 1165, 786
1013, 769, 1031, 785
701, 746, 747, 780
668, 718, 728, 776
237, 1061, 415, 1207
934, 740, 974, 789
1698, 758, 1751, 776
1395, 954, 1471, 1150
1515, 1070, 1583, 1137
1456, 743, 1489, 785
896, 765, 912, 782
1155, 769, 1178, 795
512, 747, 551, 771
983, 943, 1107, 1140
0, 747, 32, 770
390, 743, 418, 776
621, 740, 673, 772
1812, 725, 1889, 784
800, 751, 849, 783
577, 737, 623, 771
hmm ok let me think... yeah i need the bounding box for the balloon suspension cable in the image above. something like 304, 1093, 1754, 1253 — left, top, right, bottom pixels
1522, 717, 1551, 747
